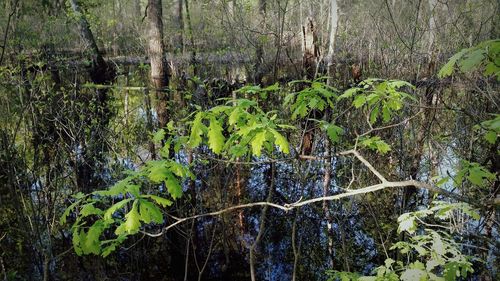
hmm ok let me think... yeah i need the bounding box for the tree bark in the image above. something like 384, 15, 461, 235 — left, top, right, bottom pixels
175, 0, 185, 53
253, 0, 267, 84
147, 0, 170, 129
326, 0, 338, 84
302, 18, 319, 79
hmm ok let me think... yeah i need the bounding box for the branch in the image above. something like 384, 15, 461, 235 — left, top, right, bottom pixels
143, 150, 485, 237
339, 150, 387, 182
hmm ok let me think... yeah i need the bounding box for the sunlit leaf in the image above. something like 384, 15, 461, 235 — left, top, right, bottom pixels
207, 117, 225, 154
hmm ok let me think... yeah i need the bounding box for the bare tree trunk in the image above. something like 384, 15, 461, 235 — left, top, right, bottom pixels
69, 0, 115, 85
147, 0, 169, 129
185, 0, 197, 75
326, 0, 338, 84
322, 144, 334, 268
249, 163, 275, 281
426, 0, 438, 77
175, 0, 185, 53
291, 209, 301, 281
302, 18, 319, 79
253, 0, 267, 84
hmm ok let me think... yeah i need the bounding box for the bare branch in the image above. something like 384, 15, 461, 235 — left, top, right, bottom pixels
339, 150, 388, 183
142, 150, 485, 238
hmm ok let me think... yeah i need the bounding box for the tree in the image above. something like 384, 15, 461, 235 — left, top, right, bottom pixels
147, 0, 169, 129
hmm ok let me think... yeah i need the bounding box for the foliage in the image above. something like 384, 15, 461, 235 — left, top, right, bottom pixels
338, 79, 416, 124
455, 160, 496, 188
60, 160, 192, 257
187, 98, 292, 158
438, 39, 500, 80
327, 201, 478, 281
474, 114, 500, 144
284, 78, 339, 120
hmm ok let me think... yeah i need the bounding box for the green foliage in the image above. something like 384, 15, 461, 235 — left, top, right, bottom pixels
455, 160, 496, 188
338, 79, 416, 124
285, 79, 339, 120
187, 98, 292, 158
319, 121, 344, 143
474, 114, 500, 144
438, 39, 500, 80
358, 136, 391, 154
60, 159, 192, 257
235, 83, 280, 100
328, 202, 477, 281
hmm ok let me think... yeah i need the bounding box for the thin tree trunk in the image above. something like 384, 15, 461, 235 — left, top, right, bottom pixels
254, 0, 266, 84
69, 0, 116, 193
322, 143, 334, 268
175, 0, 185, 53
326, 0, 338, 84
291, 209, 302, 281
184, 0, 197, 75
249, 163, 275, 281
147, 0, 169, 128
0, 0, 18, 66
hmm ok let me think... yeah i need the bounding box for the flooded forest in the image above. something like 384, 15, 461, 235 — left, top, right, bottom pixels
0, 0, 499, 280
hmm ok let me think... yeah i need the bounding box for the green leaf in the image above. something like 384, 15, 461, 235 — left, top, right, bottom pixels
269, 129, 290, 154
398, 213, 417, 234
120, 200, 141, 235
83, 221, 106, 255
148, 162, 169, 183
165, 173, 182, 199
80, 203, 103, 217
353, 95, 367, 108
61, 200, 81, 225
72, 228, 84, 255
459, 48, 485, 72
125, 185, 140, 198
360, 136, 391, 154
139, 199, 163, 224
338, 87, 360, 100
376, 140, 391, 154
93, 177, 131, 196
142, 195, 173, 207
370, 106, 380, 124
324, 123, 343, 143
435, 177, 450, 187
104, 198, 132, 220
382, 105, 391, 122
188, 112, 206, 148
401, 269, 427, 281
484, 131, 497, 144
228, 108, 242, 126
207, 117, 225, 154
438, 48, 468, 78
251, 130, 267, 156
153, 129, 166, 144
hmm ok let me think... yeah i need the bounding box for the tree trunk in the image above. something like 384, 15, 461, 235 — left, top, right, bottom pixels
326, 0, 338, 84
302, 18, 319, 79
147, 0, 169, 129
249, 163, 275, 281
185, 0, 197, 76
253, 0, 267, 84
69, 0, 116, 193
175, 0, 185, 53
322, 143, 334, 268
